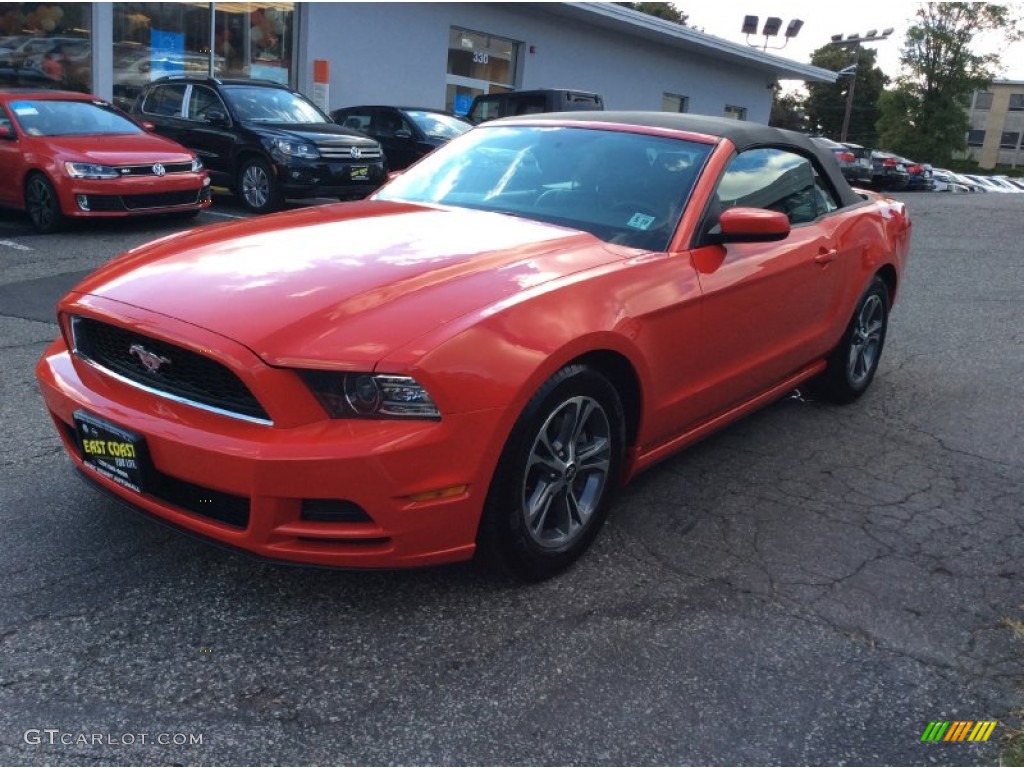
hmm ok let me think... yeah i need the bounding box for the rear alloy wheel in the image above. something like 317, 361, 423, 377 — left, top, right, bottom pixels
478, 365, 625, 581
25, 174, 65, 233
237, 157, 281, 214
813, 276, 890, 403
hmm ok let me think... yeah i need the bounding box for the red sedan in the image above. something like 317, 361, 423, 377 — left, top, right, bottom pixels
36, 113, 910, 580
0, 90, 210, 232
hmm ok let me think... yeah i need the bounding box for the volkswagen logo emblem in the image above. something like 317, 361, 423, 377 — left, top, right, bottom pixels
129, 343, 171, 374
349, 146, 362, 160
152, 163, 166, 177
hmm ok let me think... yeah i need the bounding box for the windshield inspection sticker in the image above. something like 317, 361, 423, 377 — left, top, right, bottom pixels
627, 212, 655, 230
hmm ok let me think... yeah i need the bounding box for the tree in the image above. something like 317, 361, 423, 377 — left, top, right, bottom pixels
877, 2, 1022, 163
804, 44, 886, 146
616, 2, 688, 26
769, 87, 809, 132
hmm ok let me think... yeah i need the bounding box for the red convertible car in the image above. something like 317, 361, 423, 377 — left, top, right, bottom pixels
36, 113, 910, 580
0, 90, 211, 232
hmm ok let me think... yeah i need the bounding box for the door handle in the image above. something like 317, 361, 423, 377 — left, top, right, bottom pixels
814, 248, 838, 265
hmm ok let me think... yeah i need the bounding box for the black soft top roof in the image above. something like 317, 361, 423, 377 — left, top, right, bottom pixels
497, 110, 864, 208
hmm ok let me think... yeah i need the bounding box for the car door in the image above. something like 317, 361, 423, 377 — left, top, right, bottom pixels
181, 84, 235, 184
686, 146, 849, 416
0, 105, 20, 206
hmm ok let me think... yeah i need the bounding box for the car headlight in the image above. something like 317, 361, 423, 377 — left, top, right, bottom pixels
270, 138, 319, 159
64, 162, 119, 180
191, 156, 203, 172
300, 371, 440, 420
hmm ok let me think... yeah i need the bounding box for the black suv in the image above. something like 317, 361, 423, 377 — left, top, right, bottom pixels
465, 89, 604, 124
132, 76, 385, 213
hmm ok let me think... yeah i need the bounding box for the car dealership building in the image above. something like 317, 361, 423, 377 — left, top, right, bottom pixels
0, 2, 835, 122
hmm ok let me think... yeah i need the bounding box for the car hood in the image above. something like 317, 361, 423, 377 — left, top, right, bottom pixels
241, 121, 378, 146
69, 202, 620, 367
36, 133, 195, 164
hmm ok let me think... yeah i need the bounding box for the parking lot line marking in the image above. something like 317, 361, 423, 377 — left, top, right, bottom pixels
202, 211, 250, 220
0, 240, 32, 251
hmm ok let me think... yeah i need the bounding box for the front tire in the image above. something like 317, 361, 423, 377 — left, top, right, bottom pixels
25, 174, 65, 233
813, 276, 890, 403
477, 365, 625, 581
237, 157, 281, 213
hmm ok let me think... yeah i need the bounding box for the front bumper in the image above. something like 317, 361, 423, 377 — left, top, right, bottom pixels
37, 338, 504, 569
274, 157, 386, 200
58, 173, 211, 217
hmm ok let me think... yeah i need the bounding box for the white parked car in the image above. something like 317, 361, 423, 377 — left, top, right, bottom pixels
963, 174, 1013, 193
993, 175, 1024, 192
931, 169, 970, 193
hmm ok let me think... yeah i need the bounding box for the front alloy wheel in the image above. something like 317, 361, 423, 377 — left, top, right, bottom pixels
522, 395, 612, 550
25, 174, 65, 233
478, 364, 625, 581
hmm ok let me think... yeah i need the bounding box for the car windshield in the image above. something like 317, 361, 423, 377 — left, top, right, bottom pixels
8, 99, 142, 137
222, 85, 326, 124
404, 110, 471, 140
376, 125, 712, 251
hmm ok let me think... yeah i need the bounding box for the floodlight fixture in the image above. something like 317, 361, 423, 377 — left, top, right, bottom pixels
785, 19, 804, 38
741, 15, 758, 35
762, 17, 782, 36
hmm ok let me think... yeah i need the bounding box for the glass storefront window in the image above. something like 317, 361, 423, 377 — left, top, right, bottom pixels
112, 2, 294, 110
446, 27, 518, 115
0, 3, 92, 92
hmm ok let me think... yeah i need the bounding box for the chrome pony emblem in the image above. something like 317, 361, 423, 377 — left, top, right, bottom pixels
152, 163, 166, 176
349, 146, 362, 159
129, 343, 170, 373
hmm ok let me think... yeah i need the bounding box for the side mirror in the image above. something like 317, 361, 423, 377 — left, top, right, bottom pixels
707, 207, 790, 244
0, 125, 13, 140
205, 109, 228, 126
394, 128, 413, 140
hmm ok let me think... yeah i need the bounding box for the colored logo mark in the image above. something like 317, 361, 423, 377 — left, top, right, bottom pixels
921, 721, 998, 742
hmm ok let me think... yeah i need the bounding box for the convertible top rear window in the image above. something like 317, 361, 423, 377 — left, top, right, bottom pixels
376, 125, 713, 251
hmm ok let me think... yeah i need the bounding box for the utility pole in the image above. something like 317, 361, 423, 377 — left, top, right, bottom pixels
830, 29, 893, 143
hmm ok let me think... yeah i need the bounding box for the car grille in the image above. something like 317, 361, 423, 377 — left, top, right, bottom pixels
117, 162, 195, 176
82, 189, 205, 212
71, 316, 271, 423
317, 142, 382, 160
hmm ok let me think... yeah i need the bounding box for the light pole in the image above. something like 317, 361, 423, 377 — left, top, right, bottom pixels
831, 29, 893, 143
742, 15, 803, 52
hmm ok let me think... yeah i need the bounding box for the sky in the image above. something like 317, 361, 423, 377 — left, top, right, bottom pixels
680, 0, 1024, 87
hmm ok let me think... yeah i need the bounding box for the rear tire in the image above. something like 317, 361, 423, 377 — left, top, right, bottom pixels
477, 365, 625, 581
812, 276, 890, 404
25, 174, 65, 233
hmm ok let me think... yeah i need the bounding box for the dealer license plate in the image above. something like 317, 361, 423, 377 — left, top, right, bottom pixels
74, 411, 147, 494
350, 165, 370, 181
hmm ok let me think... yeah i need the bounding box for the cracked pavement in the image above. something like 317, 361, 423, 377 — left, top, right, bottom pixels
0, 193, 1021, 765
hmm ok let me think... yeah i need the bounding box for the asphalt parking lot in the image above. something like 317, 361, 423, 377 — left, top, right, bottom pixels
0, 190, 1021, 765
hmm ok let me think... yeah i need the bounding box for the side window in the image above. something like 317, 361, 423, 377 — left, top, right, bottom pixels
813, 167, 840, 215
715, 147, 819, 225
371, 108, 411, 138
186, 86, 226, 123
142, 84, 187, 118
0, 108, 12, 135
511, 94, 546, 116
338, 110, 371, 133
